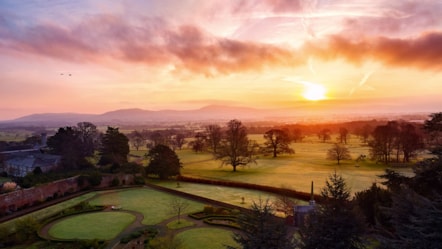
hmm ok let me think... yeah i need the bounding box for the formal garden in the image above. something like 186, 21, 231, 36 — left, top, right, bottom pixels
4, 186, 288, 248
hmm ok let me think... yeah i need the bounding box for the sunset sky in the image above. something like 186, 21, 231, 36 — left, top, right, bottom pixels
0, 0, 441, 120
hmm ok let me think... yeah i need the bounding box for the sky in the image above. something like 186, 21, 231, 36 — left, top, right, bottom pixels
0, 0, 441, 120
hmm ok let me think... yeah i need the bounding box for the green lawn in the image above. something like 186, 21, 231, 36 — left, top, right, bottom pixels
48, 212, 135, 240
88, 188, 202, 225
175, 228, 239, 249
153, 180, 307, 207
0, 192, 97, 233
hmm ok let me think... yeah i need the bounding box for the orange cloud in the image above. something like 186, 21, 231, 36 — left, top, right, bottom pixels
1, 13, 441, 76
306, 32, 442, 71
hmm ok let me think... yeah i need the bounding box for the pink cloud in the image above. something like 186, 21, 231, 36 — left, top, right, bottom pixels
306, 32, 442, 71
1, 13, 441, 76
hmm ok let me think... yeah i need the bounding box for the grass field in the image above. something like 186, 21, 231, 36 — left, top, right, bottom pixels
0, 192, 97, 233
175, 134, 414, 194
88, 188, 202, 225
152, 180, 308, 206
174, 228, 239, 249
48, 212, 135, 240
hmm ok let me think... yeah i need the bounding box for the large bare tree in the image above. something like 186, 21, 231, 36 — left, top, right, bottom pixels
214, 119, 257, 172
205, 124, 222, 153
327, 143, 351, 165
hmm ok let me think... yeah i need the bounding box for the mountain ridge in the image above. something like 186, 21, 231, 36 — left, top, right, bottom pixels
1, 105, 281, 126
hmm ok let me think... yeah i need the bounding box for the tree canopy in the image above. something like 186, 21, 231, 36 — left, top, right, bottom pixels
229, 198, 294, 249
47, 122, 99, 169
98, 127, 129, 166
145, 144, 182, 179
261, 129, 294, 157
297, 172, 366, 249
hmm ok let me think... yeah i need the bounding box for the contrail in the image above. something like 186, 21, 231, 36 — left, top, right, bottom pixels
349, 70, 374, 96
359, 71, 373, 86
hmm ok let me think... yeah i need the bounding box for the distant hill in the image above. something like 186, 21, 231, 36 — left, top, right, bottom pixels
0, 105, 283, 127
0, 105, 431, 128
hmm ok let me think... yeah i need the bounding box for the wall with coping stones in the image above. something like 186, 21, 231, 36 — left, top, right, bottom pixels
0, 174, 135, 216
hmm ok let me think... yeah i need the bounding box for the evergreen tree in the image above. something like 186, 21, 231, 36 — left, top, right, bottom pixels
228, 198, 294, 249
145, 144, 182, 179
354, 183, 392, 228
297, 172, 366, 249
98, 127, 129, 166
379, 188, 442, 249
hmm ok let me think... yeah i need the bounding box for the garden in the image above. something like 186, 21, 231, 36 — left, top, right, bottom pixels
4, 187, 246, 249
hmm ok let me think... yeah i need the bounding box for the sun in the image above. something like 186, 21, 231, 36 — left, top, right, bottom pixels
303, 83, 326, 101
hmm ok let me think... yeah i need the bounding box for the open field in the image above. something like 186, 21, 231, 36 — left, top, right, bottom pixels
48, 212, 135, 240
175, 134, 414, 194
0, 130, 34, 142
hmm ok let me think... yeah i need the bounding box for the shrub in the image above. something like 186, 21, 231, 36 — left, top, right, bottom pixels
87, 171, 102, 186
1, 182, 17, 193
111, 177, 120, 186
134, 176, 145, 185
203, 205, 214, 214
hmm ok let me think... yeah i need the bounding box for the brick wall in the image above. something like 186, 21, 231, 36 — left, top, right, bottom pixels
0, 174, 135, 216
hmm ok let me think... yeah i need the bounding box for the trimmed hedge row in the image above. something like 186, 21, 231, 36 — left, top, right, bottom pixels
204, 217, 240, 229
177, 175, 320, 202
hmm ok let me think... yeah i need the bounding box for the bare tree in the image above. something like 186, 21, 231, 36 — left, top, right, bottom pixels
127, 130, 145, 151
205, 124, 222, 153
274, 185, 298, 218
168, 198, 189, 224
338, 127, 349, 144
189, 132, 205, 153
214, 119, 257, 172
369, 122, 399, 164
356, 124, 372, 144
262, 129, 294, 157
171, 133, 186, 150
318, 128, 331, 143
327, 143, 351, 165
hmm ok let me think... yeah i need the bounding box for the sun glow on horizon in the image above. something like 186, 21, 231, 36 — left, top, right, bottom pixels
303, 83, 326, 101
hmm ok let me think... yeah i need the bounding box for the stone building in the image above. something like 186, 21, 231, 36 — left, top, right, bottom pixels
2, 152, 60, 177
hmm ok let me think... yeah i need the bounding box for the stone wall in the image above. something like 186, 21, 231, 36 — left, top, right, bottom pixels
0, 174, 135, 216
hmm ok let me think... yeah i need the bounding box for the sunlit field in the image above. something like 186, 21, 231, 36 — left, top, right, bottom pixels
175, 134, 414, 194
